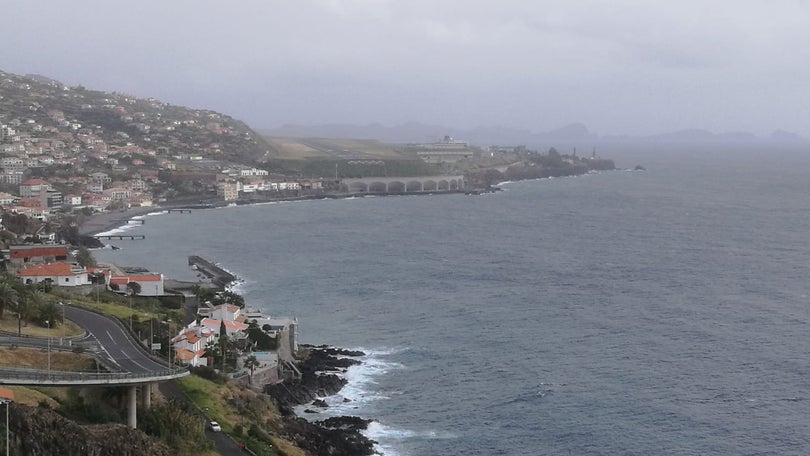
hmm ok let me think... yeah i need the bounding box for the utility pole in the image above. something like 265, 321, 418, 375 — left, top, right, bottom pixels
46, 320, 51, 375
60, 302, 65, 346
129, 293, 133, 331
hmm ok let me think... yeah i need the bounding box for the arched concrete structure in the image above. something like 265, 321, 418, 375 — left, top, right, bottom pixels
349, 181, 368, 193
341, 176, 464, 194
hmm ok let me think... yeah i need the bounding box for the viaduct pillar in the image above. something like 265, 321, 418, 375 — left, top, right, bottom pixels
127, 385, 138, 428
141, 383, 151, 409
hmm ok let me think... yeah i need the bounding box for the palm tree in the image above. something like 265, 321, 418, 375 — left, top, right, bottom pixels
38, 300, 62, 328
243, 355, 260, 384
0, 280, 20, 318
9, 290, 41, 332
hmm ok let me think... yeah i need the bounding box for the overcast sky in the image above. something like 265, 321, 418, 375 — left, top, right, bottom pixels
2, 1, 810, 136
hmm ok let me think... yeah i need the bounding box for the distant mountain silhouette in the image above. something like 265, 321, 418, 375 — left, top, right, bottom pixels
262, 123, 807, 146
262, 122, 598, 145
769, 129, 806, 141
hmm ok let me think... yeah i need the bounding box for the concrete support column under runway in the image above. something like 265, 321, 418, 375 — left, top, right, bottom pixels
128, 385, 137, 428
141, 383, 151, 409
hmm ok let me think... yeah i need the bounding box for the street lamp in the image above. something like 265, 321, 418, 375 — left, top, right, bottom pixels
162, 319, 174, 368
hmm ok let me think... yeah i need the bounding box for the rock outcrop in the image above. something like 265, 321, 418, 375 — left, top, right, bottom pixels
264, 345, 362, 414
9, 403, 172, 456
263, 345, 376, 456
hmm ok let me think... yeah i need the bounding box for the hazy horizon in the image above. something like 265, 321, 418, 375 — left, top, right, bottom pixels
3, 1, 810, 137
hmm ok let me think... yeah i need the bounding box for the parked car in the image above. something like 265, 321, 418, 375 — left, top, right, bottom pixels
209, 421, 222, 432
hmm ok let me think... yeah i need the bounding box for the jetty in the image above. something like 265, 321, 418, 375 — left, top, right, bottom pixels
188, 255, 237, 288
94, 234, 146, 240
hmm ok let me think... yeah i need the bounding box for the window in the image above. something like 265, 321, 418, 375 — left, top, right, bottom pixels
65, 278, 69, 283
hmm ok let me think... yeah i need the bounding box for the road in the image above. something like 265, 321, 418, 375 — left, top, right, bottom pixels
63, 305, 168, 374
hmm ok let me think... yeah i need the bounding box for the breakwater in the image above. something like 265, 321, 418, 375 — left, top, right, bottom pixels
187, 255, 236, 288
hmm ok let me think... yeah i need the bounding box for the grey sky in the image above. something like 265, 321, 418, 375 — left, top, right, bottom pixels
3, 0, 810, 136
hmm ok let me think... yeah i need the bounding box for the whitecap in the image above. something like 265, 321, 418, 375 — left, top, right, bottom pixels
94, 223, 139, 237
366, 421, 457, 440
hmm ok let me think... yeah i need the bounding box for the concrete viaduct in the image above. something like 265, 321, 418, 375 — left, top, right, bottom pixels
0, 305, 188, 429
340, 175, 465, 194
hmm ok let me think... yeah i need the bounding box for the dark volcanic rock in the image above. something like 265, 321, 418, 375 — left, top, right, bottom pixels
264, 345, 364, 414
317, 416, 373, 432
280, 416, 376, 456
263, 345, 375, 456
312, 399, 329, 408
9, 403, 171, 456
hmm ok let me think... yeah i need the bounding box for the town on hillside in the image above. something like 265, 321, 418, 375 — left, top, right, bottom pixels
0, 69, 614, 230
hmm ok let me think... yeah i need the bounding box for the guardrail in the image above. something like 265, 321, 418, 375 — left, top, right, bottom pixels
0, 366, 188, 385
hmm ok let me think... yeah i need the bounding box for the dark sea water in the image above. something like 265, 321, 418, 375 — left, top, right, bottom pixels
96, 146, 810, 455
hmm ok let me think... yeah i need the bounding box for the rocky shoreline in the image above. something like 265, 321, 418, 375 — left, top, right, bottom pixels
264, 345, 377, 456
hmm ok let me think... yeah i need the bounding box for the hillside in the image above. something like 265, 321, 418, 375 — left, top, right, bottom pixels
0, 69, 268, 170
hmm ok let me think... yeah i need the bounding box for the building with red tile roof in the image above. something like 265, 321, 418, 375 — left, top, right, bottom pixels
9, 245, 69, 266
17, 262, 90, 287
199, 317, 248, 337
109, 273, 165, 296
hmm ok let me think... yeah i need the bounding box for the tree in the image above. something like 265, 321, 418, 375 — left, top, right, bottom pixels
10, 290, 41, 330
0, 280, 19, 318
75, 247, 97, 267
126, 281, 142, 296
38, 300, 62, 328
243, 355, 259, 377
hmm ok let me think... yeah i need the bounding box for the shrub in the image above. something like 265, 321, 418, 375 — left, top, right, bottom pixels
190, 365, 227, 384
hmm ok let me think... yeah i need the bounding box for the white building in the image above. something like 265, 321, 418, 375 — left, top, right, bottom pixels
17, 262, 90, 287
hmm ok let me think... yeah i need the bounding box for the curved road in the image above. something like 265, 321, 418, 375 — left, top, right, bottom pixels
0, 305, 186, 386
63, 305, 169, 374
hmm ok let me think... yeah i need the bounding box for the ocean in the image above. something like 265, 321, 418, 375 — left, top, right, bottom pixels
95, 145, 810, 455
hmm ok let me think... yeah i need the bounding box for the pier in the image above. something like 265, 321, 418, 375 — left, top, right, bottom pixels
168, 209, 192, 213
188, 255, 237, 288
94, 234, 146, 240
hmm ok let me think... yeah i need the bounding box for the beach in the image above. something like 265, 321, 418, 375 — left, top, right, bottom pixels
77, 206, 166, 236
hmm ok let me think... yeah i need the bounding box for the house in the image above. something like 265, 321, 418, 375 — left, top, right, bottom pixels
174, 347, 208, 367
171, 327, 216, 368
9, 245, 69, 266
217, 181, 238, 201
109, 273, 165, 296
86, 266, 111, 285
19, 178, 51, 197
17, 262, 90, 286
103, 187, 132, 200
199, 317, 248, 337
64, 194, 82, 206
211, 304, 241, 322
0, 192, 16, 205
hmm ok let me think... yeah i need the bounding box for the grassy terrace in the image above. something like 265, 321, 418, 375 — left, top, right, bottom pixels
0, 314, 84, 337
0, 346, 96, 372
177, 374, 301, 456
